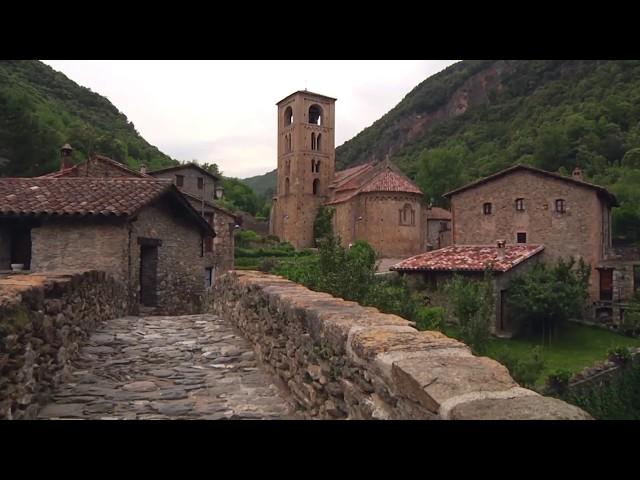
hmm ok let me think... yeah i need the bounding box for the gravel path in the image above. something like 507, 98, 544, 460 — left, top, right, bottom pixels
38, 314, 298, 420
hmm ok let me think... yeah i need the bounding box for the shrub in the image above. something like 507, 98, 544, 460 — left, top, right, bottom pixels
234, 229, 263, 247
608, 346, 632, 365
546, 368, 573, 394
414, 306, 444, 331
494, 346, 546, 388
258, 257, 279, 273
444, 271, 494, 354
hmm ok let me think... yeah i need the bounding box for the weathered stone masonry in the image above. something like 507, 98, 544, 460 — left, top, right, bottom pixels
209, 271, 591, 420
0, 271, 127, 420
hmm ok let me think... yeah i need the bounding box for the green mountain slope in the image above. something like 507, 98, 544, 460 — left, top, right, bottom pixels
242, 169, 276, 198
0, 60, 177, 176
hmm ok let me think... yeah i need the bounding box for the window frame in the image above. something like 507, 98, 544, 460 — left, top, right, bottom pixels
483, 202, 492, 215
515, 198, 525, 211
175, 174, 184, 187
516, 232, 527, 244
555, 198, 566, 213
197, 177, 204, 190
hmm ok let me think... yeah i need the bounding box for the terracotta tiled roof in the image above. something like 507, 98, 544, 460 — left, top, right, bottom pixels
359, 169, 422, 195
38, 155, 151, 178
391, 244, 544, 273
426, 207, 452, 220
0, 177, 172, 217
326, 162, 423, 206
443, 164, 618, 206
180, 191, 239, 220
329, 163, 374, 188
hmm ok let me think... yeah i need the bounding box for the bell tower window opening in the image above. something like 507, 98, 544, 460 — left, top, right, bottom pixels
312, 179, 320, 195
311, 132, 316, 150
317, 133, 322, 151
285, 177, 290, 195
309, 105, 323, 126
284, 106, 293, 126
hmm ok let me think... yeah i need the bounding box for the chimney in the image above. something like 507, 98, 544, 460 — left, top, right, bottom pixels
60, 144, 73, 170
496, 239, 506, 260
572, 167, 583, 181
140, 164, 147, 175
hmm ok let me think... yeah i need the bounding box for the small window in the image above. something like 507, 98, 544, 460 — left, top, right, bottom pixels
176, 175, 184, 187
517, 232, 527, 244
312, 179, 320, 195
555, 199, 566, 213
483, 202, 492, 215
515, 198, 525, 211
204, 235, 213, 252
311, 132, 316, 150
317, 133, 322, 151
205, 267, 214, 289
197, 177, 204, 190
285, 177, 290, 195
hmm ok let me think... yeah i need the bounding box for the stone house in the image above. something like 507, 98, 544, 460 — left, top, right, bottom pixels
391, 242, 545, 334
425, 206, 452, 250
269, 90, 447, 258
148, 163, 237, 277
443, 164, 620, 307
0, 177, 215, 315
37, 147, 236, 280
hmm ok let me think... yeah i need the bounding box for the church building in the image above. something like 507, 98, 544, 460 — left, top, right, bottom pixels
269, 90, 446, 258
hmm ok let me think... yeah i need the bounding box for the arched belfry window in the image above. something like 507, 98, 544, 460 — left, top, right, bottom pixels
317, 133, 322, 151
311, 132, 316, 150
311, 159, 320, 173
312, 178, 320, 195
284, 106, 293, 126
285, 177, 290, 195
309, 105, 322, 126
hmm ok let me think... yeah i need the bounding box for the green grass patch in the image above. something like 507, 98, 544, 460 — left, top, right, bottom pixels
443, 322, 640, 387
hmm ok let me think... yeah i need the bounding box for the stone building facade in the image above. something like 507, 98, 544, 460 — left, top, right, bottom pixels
443, 165, 618, 304
270, 90, 443, 258
149, 163, 236, 277
0, 178, 214, 315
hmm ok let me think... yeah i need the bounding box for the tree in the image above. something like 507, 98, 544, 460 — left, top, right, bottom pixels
506, 258, 591, 343
313, 206, 335, 245
416, 146, 468, 206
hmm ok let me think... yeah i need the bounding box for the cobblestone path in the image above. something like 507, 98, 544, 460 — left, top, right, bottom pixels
38, 314, 298, 420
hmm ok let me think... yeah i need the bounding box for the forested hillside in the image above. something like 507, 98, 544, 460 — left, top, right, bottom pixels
0, 60, 176, 176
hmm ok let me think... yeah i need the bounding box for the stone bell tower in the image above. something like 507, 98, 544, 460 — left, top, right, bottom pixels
270, 90, 336, 249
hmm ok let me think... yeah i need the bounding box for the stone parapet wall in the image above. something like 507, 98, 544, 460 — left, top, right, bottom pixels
0, 270, 127, 419
209, 271, 591, 420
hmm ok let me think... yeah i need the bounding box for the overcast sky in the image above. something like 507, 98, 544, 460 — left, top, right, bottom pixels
42, 60, 458, 178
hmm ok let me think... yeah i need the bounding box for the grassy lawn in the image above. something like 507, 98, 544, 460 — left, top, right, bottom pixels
443, 322, 640, 387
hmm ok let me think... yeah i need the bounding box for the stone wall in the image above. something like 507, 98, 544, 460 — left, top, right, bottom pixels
333, 192, 427, 258
208, 271, 590, 420
152, 166, 219, 204
129, 198, 205, 315
31, 219, 129, 283
0, 270, 127, 420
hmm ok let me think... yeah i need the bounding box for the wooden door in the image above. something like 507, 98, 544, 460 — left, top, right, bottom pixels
599, 269, 613, 301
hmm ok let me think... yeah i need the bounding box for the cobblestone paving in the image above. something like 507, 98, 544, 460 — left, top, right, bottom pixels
38, 314, 299, 420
